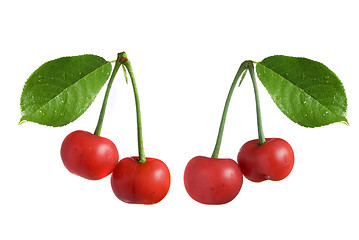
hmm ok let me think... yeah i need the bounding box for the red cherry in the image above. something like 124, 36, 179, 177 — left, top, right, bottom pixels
60, 130, 119, 180
237, 138, 294, 182
184, 156, 243, 204
111, 157, 171, 204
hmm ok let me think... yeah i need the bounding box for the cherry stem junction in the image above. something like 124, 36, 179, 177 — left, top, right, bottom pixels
120, 52, 147, 163
211, 60, 266, 158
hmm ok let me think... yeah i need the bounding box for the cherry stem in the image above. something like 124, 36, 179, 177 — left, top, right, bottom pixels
94, 55, 122, 136
211, 61, 251, 158
248, 62, 266, 145
119, 52, 146, 163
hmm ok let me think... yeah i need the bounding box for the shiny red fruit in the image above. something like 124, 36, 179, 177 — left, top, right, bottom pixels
237, 138, 294, 182
111, 157, 171, 204
184, 156, 243, 204
60, 130, 119, 180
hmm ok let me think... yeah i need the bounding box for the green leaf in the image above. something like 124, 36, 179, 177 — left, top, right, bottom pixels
256, 55, 348, 127
20, 54, 112, 127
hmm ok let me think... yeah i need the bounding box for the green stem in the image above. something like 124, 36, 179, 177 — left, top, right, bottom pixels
94, 57, 122, 136
211, 61, 250, 158
120, 52, 146, 163
248, 63, 266, 145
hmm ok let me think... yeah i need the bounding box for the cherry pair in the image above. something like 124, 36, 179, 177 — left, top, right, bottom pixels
184, 138, 294, 204
184, 61, 295, 204
61, 130, 171, 205
60, 53, 170, 205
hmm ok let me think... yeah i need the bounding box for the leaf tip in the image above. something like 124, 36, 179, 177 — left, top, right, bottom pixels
18, 117, 27, 126
342, 119, 350, 126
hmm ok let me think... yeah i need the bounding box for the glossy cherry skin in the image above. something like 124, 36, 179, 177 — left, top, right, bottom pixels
184, 156, 243, 204
60, 130, 119, 180
111, 157, 171, 204
237, 138, 294, 182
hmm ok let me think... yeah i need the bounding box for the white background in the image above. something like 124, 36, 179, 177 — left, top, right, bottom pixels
1, 0, 358, 239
